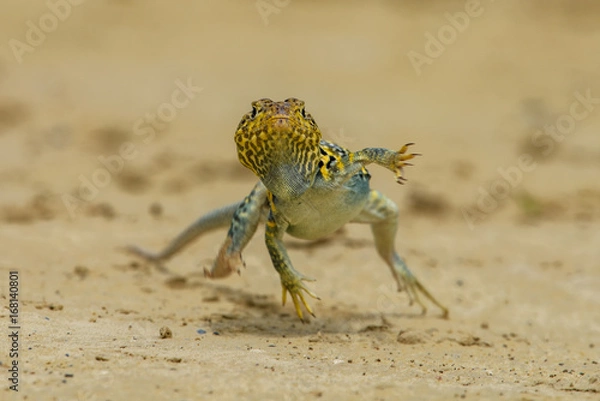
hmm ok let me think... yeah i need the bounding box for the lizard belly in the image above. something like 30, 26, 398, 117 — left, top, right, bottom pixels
279, 176, 370, 240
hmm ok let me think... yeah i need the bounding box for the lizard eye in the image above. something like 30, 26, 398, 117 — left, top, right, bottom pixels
250, 106, 258, 119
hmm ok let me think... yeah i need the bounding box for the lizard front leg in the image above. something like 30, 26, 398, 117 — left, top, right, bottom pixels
328, 143, 419, 186
265, 208, 319, 322
350, 143, 419, 184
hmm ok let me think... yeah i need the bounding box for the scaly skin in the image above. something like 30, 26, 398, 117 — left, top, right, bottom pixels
127, 98, 448, 322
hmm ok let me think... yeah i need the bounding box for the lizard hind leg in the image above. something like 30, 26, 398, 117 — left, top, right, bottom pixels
205, 182, 269, 279
205, 235, 244, 278
351, 190, 449, 318
126, 182, 268, 279
124, 201, 243, 274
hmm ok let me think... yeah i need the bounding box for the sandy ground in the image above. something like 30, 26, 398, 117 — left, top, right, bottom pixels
0, 1, 599, 400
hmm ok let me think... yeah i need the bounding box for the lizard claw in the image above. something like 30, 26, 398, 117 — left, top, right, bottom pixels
281, 273, 320, 322
396, 175, 408, 185
394, 143, 420, 184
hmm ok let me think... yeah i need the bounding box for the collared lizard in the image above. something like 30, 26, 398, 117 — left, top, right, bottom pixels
127, 98, 448, 321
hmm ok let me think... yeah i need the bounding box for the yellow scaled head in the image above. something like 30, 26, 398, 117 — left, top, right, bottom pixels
234, 98, 322, 199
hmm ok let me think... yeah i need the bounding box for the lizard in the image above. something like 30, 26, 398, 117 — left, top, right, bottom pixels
126, 98, 448, 322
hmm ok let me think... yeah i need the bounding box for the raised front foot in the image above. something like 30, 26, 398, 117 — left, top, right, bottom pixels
280, 270, 320, 322
394, 143, 421, 184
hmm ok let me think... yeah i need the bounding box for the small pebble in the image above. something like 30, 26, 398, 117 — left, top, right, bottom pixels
159, 326, 173, 339
196, 329, 207, 335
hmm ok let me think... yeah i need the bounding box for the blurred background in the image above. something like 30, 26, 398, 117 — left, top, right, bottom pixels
0, 0, 599, 224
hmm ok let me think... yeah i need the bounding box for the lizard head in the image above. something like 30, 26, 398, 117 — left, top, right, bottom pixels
234, 98, 322, 200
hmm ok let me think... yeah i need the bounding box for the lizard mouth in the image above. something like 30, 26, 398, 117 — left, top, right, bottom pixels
268, 116, 294, 133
